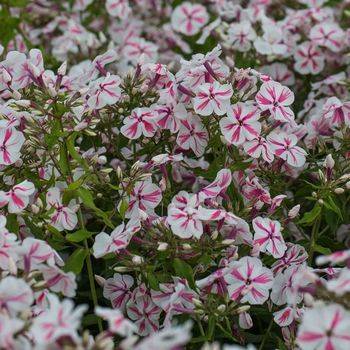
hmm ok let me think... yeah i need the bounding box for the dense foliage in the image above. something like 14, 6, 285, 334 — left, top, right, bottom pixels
0, 0, 349, 349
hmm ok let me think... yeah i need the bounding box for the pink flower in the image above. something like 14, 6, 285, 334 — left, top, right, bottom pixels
151, 278, 197, 325
193, 81, 233, 116
273, 306, 299, 327
167, 191, 203, 239
171, 2, 209, 36
95, 307, 136, 336
0, 314, 24, 349
93, 220, 140, 258
260, 63, 295, 86
121, 107, 159, 140
125, 180, 162, 219
103, 273, 134, 311
256, 81, 295, 124
310, 23, 345, 52
106, 0, 131, 20
30, 294, 87, 344
224, 256, 273, 305
294, 41, 325, 75
227, 21, 256, 52
0, 180, 34, 213
243, 136, 274, 163
268, 132, 307, 167
46, 187, 78, 231
322, 97, 350, 126
0, 276, 33, 316
123, 38, 158, 64
0, 128, 25, 165
87, 74, 121, 109
297, 304, 350, 350
17, 237, 62, 272
272, 243, 308, 274
177, 114, 208, 157
155, 103, 187, 133
41, 266, 77, 297
127, 294, 161, 336
326, 268, 350, 296
271, 265, 307, 305
253, 217, 287, 258
219, 102, 261, 145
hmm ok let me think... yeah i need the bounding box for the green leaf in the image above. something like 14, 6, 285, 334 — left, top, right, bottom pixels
173, 258, 195, 289
118, 198, 129, 219
58, 147, 69, 175
146, 271, 160, 290
66, 229, 92, 243
64, 248, 88, 274
314, 244, 332, 256
323, 196, 343, 220
67, 133, 89, 170
77, 188, 113, 228
298, 204, 321, 226
10, 0, 28, 7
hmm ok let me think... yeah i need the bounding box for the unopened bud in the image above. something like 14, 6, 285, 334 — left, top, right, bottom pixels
211, 230, 219, 240
236, 305, 251, 314
182, 243, 192, 250
132, 255, 144, 265
2, 69, 11, 83
114, 266, 131, 272
193, 298, 203, 308
95, 275, 106, 287
157, 242, 168, 251
323, 154, 335, 169
14, 99, 31, 107
288, 204, 300, 219
217, 304, 226, 313
318, 199, 324, 205
334, 187, 344, 194
31, 204, 40, 214
58, 61, 67, 76
221, 239, 235, 246
97, 155, 107, 165
346, 181, 350, 190
11, 90, 21, 100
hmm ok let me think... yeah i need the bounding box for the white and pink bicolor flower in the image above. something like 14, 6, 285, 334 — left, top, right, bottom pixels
0, 127, 25, 166
224, 256, 273, 305
0, 180, 35, 213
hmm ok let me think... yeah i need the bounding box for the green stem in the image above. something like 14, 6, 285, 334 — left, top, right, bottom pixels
308, 216, 321, 264
259, 318, 273, 350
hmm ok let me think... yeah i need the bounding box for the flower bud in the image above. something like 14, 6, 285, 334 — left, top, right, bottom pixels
288, 204, 300, 219
346, 181, 350, 190
334, 187, 344, 194
132, 255, 144, 265
323, 154, 335, 169
58, 61, 67, 76
95, 275, 106, 287
182, 243, 192, 250
236, 305, 251, 314
318, 199, 324, 205
221, 239, 235, 246
157, 242, 168, 251
217, 304, 226, 313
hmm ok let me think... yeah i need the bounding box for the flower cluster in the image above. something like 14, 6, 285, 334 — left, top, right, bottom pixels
0, 0, 349, 349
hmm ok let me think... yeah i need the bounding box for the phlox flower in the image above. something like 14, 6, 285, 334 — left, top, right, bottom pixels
310, 22, 345, 52
155, 103, 187, 133
17, 237, 63, 272
125, 180, 162, 219
260, 63, 295, 86
297, 304, 350, 350
41, 266, 77, 297
171, 2, 209, 36
106, 0, 131, 20
193, 81, 233, 116
219, 102, 261, 145
272, 243, 308, 274
93, 219, 140, 258
30, 294, 87, 345
0, 180, 34, 213
103, 273, 134, 310
326, 268, 350, 296
243, 136, 274, 163
127, 294, 161, 336
256, 81, 295, 124
224, 256, 273, 305
87, 74, 121, 110
46, 187, 78, 231
121, 107, 159, 140
176, 114, 208, 157
254, 25, 287, 56
0, 127, 25, 165
0, 314, 24, 349
227, 21, 256, 52
253, 216, 287, 258
273, 306, 300, 327
271, 265, 308, 305
268, 132, 307, 167
294, 41, 325, 75
0, 276, 33, 316
95, 307, 136, 336
322, 97, 350, 126
122, 38, 158, 64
